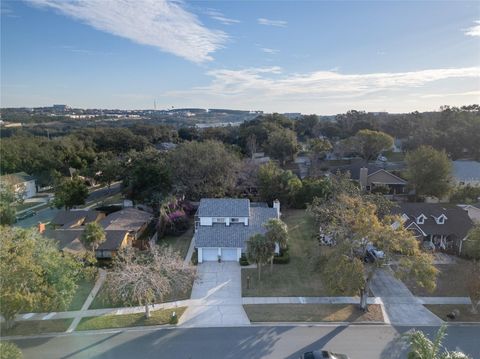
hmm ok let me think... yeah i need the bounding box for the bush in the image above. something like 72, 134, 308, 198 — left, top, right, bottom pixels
273, 250, 290, 264
0, 342, 23, 359
191, 249, 198, 265
169, 312, 178, 325
239, 254, 250, 266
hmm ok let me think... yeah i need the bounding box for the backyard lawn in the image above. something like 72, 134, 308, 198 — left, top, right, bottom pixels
157, 220, 194, 259
400, 258, 472, 297
76, 307, 186, 331
244, 304, 383, 323
242, 209, 334, 297
0, 319, 72, 336
424, 305, 480, 322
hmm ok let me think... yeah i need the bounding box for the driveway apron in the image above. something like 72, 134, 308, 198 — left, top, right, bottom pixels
180, 262, 250, 327
371, 268, 442, 325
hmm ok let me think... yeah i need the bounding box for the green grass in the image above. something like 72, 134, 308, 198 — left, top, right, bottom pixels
400, 258, 471, 297
0, 319, 72, 336
67, 278, 96, 311
242, 209, 333, 297
383, 151, 405, 162
424, 305, 480, 322
244, 304, 383, 322
76, 307, 186, 331
14, 201, 42, 212
157, 220, 194, 259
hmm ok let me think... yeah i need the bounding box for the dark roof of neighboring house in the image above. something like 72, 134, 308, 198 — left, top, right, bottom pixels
452, 160, 480, 182
99, 208, 152, 231
44, 228, 86, 253
97, 230, 129, 251
0, 172, 35, 185
392, 203, 474, 240
51, 210, 100, 227
197, 198, 250, 218
195, 206, 278, 249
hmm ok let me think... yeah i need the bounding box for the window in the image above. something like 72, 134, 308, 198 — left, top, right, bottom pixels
436, 215, 446, 224
231, 218, 240, 223
417, 214, 426, 224
213, 217, 225, 223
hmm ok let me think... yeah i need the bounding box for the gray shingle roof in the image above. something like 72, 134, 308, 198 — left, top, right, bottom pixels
392, 203, 474, 240
197, 198, 250, 217
51, 210, 101, 227
97, 230, 129, 250
195, 206, 278, 249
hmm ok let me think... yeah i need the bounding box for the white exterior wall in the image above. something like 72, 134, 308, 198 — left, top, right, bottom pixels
15, 180, 36, 199
198, 216, 248, 226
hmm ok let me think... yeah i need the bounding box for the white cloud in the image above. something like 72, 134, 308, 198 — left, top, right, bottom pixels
420, 90, 480, 99
205, 9, 240, 25
261, 48, 279, 54
162, 66, 480, 113
28, 0, 227, 63
257, 18, 287, 27
464, 20, 480, 37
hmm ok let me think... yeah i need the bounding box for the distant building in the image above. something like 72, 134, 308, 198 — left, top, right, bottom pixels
0, 172, 36, 199
452, 160, 480, 186
52, 104, 69, 112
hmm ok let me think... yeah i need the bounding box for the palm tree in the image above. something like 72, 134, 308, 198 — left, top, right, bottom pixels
81, 222, 106, 252
247, 234, 274, 281
264, 218, 289, 271
407, 325, 470, 359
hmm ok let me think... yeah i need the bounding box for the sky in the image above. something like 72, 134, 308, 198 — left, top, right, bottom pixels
1, 0, 479, 114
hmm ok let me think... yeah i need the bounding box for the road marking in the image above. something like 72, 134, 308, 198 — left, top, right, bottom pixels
298, 297, 306, 304
42, 312, 56, 320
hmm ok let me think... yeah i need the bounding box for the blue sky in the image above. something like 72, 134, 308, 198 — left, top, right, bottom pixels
1, 0, 479, 114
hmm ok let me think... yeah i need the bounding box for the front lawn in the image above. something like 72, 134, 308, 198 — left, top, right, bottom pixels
400, 258, 472, 297
76, 307, 186, 331
0, 319, 72, 336
244, 304, 383, 322
242, 209, 333, 297
424, 305, 480, 322
67, 278, 97, 311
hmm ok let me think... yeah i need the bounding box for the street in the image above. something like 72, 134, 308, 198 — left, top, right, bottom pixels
11, 325, 480, 359
14, 183, 122, 228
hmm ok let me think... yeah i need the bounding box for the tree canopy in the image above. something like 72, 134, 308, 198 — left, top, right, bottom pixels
81, 222, 106, 251
247, 234, 274, 281
53, 176, 89, 209
0, 226, 82, 328
349, 129, 394, 162
405, 146, 453, 199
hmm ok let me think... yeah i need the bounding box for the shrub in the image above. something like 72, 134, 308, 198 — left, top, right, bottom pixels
169, 311, 178, 325
239, 254, 250, 266
273, 251, 290, 264
0, 342, 23, 359
191, 249, 198, 265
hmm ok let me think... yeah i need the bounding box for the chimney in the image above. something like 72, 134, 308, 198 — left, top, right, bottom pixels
359, 167, 368, 190
37, 222, 46, 234
273, 199, 281, 218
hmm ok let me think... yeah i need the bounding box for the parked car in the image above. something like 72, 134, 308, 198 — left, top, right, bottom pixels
364, 244, 385, 263
300, 350, 350, 359
15, 209, 37, 222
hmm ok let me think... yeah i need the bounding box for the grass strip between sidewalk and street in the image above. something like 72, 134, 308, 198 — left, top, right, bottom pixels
76, 307, 186, 331
424, 304, 480, 322
243, 304, 383, 323
0, 319, 73, 337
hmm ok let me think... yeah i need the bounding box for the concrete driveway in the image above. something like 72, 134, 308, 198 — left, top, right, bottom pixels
179, 262, 250, 327
371, 269, 442, 325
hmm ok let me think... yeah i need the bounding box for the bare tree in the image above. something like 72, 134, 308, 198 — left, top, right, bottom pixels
104, 246, 196, 318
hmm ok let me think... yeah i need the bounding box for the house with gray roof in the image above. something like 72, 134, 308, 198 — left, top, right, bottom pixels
391, 203, 474, 254
452, 160, 480, 186
0, 172, 37, 199
194, 198, 280, 262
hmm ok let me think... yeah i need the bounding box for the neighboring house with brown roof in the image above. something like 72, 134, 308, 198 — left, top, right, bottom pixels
338, 163, 408, 196
45, 207, 152, 259
392, 203, 474, 254
51, 210, 105, 229
1, 172, 37, 199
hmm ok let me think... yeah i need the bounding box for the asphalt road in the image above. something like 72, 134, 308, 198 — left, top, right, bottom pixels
11, 325, 480, 359
14, 183, 122, 228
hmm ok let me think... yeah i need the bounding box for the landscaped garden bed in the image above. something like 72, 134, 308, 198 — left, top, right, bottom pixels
76, 307, 186, 331
244, 304, 383, 322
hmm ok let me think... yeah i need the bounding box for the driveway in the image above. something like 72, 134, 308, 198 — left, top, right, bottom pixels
370, 269, 442, 325
180, 262, 250, 327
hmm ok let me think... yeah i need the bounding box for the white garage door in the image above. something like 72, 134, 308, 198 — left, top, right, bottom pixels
221, 248, 238, 261
202, 248, 218, 261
